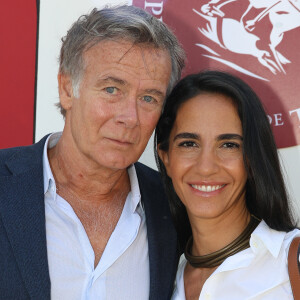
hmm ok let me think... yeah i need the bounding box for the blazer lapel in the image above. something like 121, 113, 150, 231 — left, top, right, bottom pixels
0, 138, 50, 299
135, 163, 178, 300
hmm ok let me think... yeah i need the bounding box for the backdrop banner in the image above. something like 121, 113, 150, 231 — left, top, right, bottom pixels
134, 0, 300, 149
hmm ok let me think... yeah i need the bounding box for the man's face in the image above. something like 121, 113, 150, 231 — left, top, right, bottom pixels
60, 40, 172, 171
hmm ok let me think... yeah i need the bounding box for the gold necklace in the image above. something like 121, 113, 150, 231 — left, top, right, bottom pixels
184, 215, 260, 268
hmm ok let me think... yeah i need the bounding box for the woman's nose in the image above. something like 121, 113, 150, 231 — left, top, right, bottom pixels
195, 147, 219, 176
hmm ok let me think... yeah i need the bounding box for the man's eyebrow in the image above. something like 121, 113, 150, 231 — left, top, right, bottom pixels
173, 132, 199, 141
96, 76, 126, 86
217, 134, 243, 141
144, 89, 165, 98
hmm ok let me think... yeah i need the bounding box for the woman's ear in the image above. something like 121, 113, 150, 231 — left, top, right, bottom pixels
58, 73, 74, 111
157, 145, 170, 177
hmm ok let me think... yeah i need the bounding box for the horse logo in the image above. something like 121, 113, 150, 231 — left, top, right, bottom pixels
194, 0, 300, 80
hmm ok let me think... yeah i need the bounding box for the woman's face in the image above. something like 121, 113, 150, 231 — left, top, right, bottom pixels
159, 93, 248, 221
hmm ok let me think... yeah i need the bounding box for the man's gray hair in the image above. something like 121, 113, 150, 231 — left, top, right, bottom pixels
58, 5, 185, 116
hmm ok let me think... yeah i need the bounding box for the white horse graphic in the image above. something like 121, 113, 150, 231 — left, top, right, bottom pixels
195, 0, 300, 76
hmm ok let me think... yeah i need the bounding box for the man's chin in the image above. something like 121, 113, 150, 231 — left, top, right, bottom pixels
100, 158, 136, 171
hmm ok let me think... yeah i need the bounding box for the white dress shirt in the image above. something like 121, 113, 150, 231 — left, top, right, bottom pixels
43, 133, 149, 300
172, 221, 300, 300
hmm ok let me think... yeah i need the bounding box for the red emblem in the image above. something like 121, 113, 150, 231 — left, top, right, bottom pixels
133, 0, 300, 148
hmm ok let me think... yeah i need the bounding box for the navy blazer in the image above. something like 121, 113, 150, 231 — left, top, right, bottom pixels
0, 136, 178, 300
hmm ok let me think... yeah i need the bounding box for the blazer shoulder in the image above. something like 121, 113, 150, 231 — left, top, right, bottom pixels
0, 135, 49, 176
134, 161, 168, 209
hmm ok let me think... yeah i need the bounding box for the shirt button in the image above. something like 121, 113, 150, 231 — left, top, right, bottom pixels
253, 241, 258, 248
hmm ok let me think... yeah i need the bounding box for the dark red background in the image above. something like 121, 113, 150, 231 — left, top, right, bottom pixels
134, 0, 300, 148
0, 0, 37, 148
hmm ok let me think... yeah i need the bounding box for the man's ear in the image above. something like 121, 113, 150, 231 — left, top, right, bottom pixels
157, 146, 170, 177
58, 73, 74, 111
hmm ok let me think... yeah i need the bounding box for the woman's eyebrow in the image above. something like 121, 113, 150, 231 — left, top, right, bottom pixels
173, 132, 199, 141
217, 134, 243, 141
173, 133, 243, 142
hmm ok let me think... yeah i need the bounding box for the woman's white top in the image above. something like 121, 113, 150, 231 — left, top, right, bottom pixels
172, 221, 300, 300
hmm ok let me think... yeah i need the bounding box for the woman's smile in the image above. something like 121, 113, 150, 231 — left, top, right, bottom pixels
190, 183, 226, 196
159, 92, 247, 220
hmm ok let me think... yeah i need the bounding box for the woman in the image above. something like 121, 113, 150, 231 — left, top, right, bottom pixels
155, 70, 299, 299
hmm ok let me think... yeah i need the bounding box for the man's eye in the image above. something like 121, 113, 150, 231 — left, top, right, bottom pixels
178, 141, 197, 148
142, 95, 154, 103
105, 87, 118, 94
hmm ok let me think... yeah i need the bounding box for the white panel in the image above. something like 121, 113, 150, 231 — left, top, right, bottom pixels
279, 145, 300, 222
35, 0, 130, 141
139, 133, 156, 168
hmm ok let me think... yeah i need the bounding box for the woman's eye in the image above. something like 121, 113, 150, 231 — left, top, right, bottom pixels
222, 142, 240, 149
105, 87, 118, 94
178, 141, 197, 148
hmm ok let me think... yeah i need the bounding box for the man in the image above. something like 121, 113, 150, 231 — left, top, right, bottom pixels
0, 6, 185, 300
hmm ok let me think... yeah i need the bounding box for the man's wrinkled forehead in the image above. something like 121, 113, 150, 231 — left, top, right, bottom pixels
83, 39, 171, 76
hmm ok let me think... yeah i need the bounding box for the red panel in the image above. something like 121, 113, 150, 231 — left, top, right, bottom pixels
0, 0, 37, 148
133, 0, 300, 148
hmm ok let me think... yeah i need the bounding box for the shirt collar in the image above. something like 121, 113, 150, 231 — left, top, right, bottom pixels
250, 220, 286, 258
127, 164, 143, 213
211, 220, 287, 274
43, 132, 62, 195
43, 132, 142, 212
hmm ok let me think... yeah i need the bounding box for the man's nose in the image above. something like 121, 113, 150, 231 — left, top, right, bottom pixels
115, 97, 139, 128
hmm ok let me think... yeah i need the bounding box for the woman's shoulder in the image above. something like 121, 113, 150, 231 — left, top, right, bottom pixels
255, 221, 300, 258
249, 221, 299, 260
